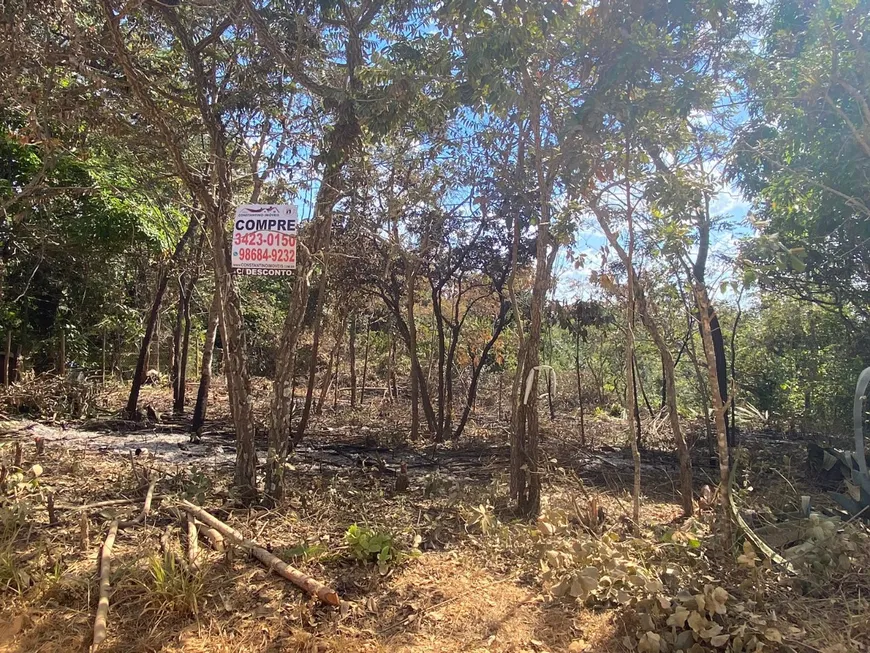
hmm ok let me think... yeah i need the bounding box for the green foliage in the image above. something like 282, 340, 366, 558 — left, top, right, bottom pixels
736, 295, 868, 432
345, 523, 416, 573
732, 0, 870, 312
174, 466, 213, 505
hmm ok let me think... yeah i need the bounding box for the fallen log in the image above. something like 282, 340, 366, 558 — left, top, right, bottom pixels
195, 519, 224, 552
91, 519, 119, 651
178, 500, 339, 606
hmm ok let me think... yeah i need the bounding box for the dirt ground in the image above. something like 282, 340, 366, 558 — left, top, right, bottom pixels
0, 379, 868, 652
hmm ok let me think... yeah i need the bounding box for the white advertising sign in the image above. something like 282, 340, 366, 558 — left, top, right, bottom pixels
231, 204, 297, 276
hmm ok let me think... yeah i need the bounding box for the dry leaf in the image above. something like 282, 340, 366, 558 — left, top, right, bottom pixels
638, 631, 661, 653
763, 628, 782, 643
710, 634, 730, 648
667, 607, 691, 628
688, 610, 708, 633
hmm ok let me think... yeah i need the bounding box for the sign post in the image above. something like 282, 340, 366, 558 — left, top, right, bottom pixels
231, 204, 297, 277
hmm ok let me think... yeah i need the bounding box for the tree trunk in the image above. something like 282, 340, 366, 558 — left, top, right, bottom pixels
192, 290, 220, 431
125, 218, 198, 418
99, 4, 257, 500
511, 101, 552, 518
387, 337, 398, 401
3, 331, 10, 387
348, 314, 357, 409
498, 372, 504, 422
410, 366, 420, 439
360, 315, 370, 405
545, 367, 556, 420
624, 132, 641, 535
297, 270, 330, 436
632, 353, 644, 448
126, 273, 170, 417
575, 331, 586, 447
316, 311, 347, 415
173, 271, 195, 415
101, 327, 107, 385
694, 283, 731, 537
57, 326, 65, 375
452, 301, 510, 441
171, 278, 184, 408
636, 290, 694, 517
687, 330, 714, 459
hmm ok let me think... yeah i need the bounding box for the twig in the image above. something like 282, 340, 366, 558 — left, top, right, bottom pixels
79, 512, 90, 551
47, 493, 57, 525
186, 513, 199, 567
91, 519, 119, 651
56, 495, 166, 511
730, 455, 795, 573
843, 503, 870, 525
119, 480, 156, 528
178, 500, 340, 606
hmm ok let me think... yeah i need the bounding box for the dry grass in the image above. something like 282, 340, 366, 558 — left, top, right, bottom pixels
0, 381, 868, 653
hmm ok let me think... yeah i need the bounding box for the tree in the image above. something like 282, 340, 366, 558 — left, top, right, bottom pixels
732, 0, 870, 318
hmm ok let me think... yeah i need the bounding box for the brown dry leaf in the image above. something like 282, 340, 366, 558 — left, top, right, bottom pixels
710, 633, 730, 648
710, 587, 729, 615
763, 627, 782, 643
701, 624, 723, 639
667, 607, 691, 628
687, 610, 708, 633
637, 631, 661, 653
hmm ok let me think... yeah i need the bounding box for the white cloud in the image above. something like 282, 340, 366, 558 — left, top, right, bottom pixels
710, 183, 752, 219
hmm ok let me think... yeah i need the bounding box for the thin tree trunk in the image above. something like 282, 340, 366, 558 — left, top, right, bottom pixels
632, 354, 644, 449
452, 302, 510, 441
498, 372, 504, 422
171, 278, 184, 408
387, 338, 398, 401
192, 290, 220, 431
687, 329, 714, 459
512, 98, 553, 518
316, 313, 347, 415
575, 331, 586, 447
3, 331, 10, 387
297, 270, 330, 438
101, 327, 107, 385
127, 219, 195, 417
624, 131, 641, 535
348, 314, 357, 408
174, 273, 195, 414
57, 327, 65, 375
546, 368, 556, 420
410, 366, 420, 439
507, 120, 528, 500
636, 290, 694, 516
154, 314, 160, 375
360, 314, 370, 405
126, 272, 170, 417
695, 283, 731, 538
